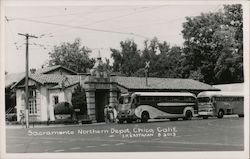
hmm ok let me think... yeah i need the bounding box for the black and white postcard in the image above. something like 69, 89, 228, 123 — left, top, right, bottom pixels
1, 0, 249, 159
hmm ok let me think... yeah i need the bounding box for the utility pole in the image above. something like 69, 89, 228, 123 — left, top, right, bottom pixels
18, 33, 38, 128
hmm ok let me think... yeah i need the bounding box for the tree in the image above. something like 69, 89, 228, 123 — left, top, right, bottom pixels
152, 45, 183, 78
48, 38, 95, 73
5, 86, 16, 113
71, 84, 87, 115
181, 4, 243, 84
111, 38, 184, 78
213, 4, 243, 83
110, 39, 142, 76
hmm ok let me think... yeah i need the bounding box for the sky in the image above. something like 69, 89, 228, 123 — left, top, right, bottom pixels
4, 3, 223, 74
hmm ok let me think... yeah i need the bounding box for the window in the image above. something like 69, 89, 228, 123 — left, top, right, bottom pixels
29, 90, 37, 114
54, 96, 59, 105
29, 100, 37, 114
147, 97, 153, 101
198, 97, 210, 103
155, 97, 160, 101
140, 97, 146, 101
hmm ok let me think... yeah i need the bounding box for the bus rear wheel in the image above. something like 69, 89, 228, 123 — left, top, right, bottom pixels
217, 110, 224, 118
118, 119, 124, 124
141, 111, 149, 123
170, 118, 178, 121
184, 110, 192, 120
126, 119, 132, 123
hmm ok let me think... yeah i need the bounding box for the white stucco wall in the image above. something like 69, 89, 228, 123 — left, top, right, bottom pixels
48, 85, 77, 121
15, 82, 78, 122
16, 87, 43, 122
39, 87, 49, 121
16, 89, 25, 122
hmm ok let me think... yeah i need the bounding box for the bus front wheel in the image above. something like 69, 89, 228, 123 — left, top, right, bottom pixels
203, 116, 209, 119
141, 111, 149, 123
118, 119, 124, 124
184, 110, 192, 120
170, 118, 178, 121
217, 110, 224, 118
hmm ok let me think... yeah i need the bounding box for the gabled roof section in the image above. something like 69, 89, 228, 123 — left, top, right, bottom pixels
116, 76, 219, 91
213, 83, 244, 92
35, 65, 77, 75
5, 65, 78, 88
5, 72, 25, 87
11, 74, 81, 89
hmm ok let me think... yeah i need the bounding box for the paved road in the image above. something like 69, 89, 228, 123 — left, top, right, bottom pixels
6, 117, 244, 153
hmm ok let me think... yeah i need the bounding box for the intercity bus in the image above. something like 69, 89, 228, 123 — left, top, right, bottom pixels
197, 91, 244, 119
117, 92, 197, 123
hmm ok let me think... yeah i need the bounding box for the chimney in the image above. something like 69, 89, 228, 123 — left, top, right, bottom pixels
30, 68, 36, 74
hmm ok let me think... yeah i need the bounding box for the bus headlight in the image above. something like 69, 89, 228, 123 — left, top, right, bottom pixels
208, 108, 213, 112
127, 110, 131, 114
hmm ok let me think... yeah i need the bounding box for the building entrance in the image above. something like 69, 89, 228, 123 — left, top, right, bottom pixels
95, 90, 109, 122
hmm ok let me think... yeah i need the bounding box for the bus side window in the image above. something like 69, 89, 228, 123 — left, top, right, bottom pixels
119, 98, 123, 104
131, 98, 136, 108
155, 97, 160, 101
211, 97, 215, 103
136, 96, 140, 105
141, 97, 146, 102
160, 97, 166, 102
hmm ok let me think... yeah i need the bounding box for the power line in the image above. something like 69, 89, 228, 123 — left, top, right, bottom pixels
37, 6, 101, 37
10, 6, 151, 20
11, 18, 149, 39
120, 17, 184, 30
29, 42, 53, 50
34, 7, 155, 39
7, 6, 160, 40
83, 6, 163, 27
119, 5, 223, 30
46, 6, 158, 38
5, 16, 20, 48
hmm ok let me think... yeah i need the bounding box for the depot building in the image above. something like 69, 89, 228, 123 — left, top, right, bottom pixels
9, 56, 219, 123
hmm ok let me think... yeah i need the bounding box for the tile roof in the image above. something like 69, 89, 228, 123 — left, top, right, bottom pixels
213, 83, 244, 92
116, 76, 219, 91
35, 65, 77, 74
12, 74, 81, 89
35, 65, 62, 74
5, 65, 77, 87
9, 66, 218, 92
5, 72, 25, 87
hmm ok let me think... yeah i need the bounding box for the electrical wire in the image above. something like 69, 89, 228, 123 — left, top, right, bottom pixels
10, 6, 150, 20
83, 6, 163, 27
10, 18, 149, 39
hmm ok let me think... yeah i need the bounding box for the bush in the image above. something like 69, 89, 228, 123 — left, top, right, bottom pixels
54, 102, 74, 115
6, 113, 17, 121
71, 85, 87, 115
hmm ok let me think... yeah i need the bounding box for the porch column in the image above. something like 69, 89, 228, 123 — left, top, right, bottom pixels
109, 84, 118, 108
85, 90, 96, 122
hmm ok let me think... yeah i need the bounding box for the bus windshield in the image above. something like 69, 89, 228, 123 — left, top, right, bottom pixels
198, 97, 211, 103
118, 96, 131, 104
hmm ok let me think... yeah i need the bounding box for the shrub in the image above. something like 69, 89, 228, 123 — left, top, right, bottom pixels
71, 85, 87, 115
6, 113, 17, 121
54, 102, 74, 115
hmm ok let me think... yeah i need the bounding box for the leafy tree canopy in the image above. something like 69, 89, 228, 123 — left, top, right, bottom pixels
181, 4, 243, 84
111, 37, 184, 78
48, 38, 95, 73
